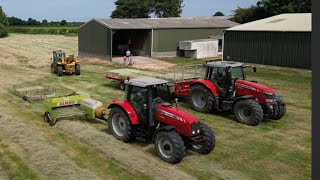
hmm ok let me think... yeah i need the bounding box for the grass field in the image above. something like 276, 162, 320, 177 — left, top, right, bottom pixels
0, 33, 311, 179
7, 26, 78, 36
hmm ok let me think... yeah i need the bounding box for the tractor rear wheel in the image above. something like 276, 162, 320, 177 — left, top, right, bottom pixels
155, 131, 186, 164
108, 107, 134, 142
191, 123, 215, 154
189, 85, 214, 113
75, 64, 80, 75
271, 97, 286, 120
57, 66, 63, 76
233, 99, 263, 126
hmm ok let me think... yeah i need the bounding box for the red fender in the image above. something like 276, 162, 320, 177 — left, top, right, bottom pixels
107, 100, 140, 125
190, 80, 219, 97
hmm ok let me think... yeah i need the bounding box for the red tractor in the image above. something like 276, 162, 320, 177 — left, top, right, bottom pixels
175, 61, 286, 126
108, 77, 215, 164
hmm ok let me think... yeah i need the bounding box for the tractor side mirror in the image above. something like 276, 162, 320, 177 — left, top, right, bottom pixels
253, 67, 257, 72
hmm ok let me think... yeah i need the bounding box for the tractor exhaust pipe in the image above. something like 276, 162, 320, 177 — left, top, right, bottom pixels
148, 87, 154, 127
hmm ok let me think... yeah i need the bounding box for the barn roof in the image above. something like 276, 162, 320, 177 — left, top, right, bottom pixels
226, 13, 311, 32
81, 17, 238, 30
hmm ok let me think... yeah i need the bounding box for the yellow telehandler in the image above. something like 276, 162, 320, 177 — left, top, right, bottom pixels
51, 50, 80, 76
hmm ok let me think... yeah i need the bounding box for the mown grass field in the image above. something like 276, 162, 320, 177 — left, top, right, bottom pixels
7, 26, 78, 36
0, 33, 311, 179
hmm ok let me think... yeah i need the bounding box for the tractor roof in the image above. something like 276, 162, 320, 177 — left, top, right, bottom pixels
206, 61, 243, 68
125, 77, 169, 88
53, 50, 65, 53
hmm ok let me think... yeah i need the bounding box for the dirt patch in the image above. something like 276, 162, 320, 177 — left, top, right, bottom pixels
0, 112, 100, 180
56, 120, 195, 180
112, 56, 175, 70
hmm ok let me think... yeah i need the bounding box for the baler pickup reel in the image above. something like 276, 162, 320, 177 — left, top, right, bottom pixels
43, 91, 107, 126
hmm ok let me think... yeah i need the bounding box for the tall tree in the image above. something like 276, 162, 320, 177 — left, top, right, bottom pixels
60, 20, 67, 26
42, 19, 48, 25
213, 12, 225, 16
0, 6, 8, 26
111, 0, 153, 18
232, 0, 311, 24
153, 0, 184, 18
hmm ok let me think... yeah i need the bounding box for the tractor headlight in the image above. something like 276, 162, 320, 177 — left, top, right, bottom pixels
197, 129, 201, 133
192, 130, 196, 135
264, 92, 275, 103
191, 122, 201, 135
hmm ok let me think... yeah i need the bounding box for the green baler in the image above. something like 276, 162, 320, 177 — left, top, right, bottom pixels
43, 92, 107, 126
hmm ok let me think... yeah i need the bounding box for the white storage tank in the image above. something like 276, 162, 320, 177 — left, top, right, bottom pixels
179, 39, 219, 59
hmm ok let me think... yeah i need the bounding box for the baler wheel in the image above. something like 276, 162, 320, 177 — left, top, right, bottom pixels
233, 99, 263, 126
155, 131, 186, 164
119, 82, 125, 90
44, 111, 54, 126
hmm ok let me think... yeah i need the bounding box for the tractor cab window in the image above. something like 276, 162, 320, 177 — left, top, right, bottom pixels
230, 67, 245, 80
151, 84, 171, 103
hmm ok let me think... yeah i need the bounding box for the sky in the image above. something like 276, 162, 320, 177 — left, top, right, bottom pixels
1, 0, 258, 22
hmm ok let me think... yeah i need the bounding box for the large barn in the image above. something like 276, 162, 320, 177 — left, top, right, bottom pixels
223, 13, 311, 69
78, 17, 238, 61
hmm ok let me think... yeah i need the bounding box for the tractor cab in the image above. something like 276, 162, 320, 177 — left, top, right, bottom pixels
204, 61, 256, 99
124, 77, 171, 127
53, 50, 66, 62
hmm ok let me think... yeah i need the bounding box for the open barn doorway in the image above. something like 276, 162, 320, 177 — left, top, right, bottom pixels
112, 29, 151, 57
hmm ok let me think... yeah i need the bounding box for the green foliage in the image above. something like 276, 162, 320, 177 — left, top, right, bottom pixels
0, 24, 8, 38
111, 0, 152, 18
60, 20, 67, 26
213, 12, 225, 16
153, 0, 184, 18
7, 26, 78, 35
232, 6, 268, 24
232, 0, 311, 23
0, 6, 8, 26
111, 0, 184, 18
27, 18, 41, 25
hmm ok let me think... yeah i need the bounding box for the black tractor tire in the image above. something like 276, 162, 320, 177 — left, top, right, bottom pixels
108, 107, 134, 143
233, 99, 263, 126
271, 97, 286, 120
50, 63, 56, 73
57, 66, 63, 76
75, 64, 80, 75
155, 131, 186, 164
189, 85, 214, 113
119, 82, 125, 90
44, 111, 54, 126
191, 123, 216, 154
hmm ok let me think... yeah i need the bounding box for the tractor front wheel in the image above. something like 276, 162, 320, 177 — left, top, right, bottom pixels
50, 63, 56, 73
155, 131, 186, 164
75, 64, 80, 75
189, 85, 214, 113
233, 99, 263, 126
191, 123, 215, 154
108, 107, 134, 142
271, 97, 286, 120
57, 66, 63, 76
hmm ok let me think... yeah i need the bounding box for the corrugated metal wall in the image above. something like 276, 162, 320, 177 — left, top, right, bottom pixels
153, 28, 224, 52
78, 21, 112, 60
223, 31, 311, 69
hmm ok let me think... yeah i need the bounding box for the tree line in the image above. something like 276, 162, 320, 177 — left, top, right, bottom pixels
7, 17, 83, 26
